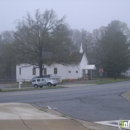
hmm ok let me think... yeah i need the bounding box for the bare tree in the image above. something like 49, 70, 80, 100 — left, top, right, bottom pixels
14, 9, 73, 76
0, 31, 16, 79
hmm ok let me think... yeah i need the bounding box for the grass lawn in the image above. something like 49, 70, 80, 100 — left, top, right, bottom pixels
0, 82, 65, 92
93, 77, 130, 84
7, 82, 32, 88
0, 78, 130, 92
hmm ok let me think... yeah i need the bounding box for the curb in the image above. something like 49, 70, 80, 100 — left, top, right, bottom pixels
121, 91, 130, 102
46, 109, 119, 130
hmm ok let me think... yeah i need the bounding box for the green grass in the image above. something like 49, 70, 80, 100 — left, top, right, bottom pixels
1, 78, 130, 92
93, 78, 130, 85
38, 108, 47, 112
6, 82, 32, 88
61, 114, 66, 117
0, 86, 66, 92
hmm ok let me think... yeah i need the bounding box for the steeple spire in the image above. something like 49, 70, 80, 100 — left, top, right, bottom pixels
79, 42, 83, 53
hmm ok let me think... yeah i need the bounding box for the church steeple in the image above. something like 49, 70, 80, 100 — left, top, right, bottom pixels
79, 42, 83, 53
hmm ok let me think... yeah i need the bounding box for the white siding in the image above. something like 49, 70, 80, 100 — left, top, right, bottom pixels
122, 68, 130, 77
46, 64, 80, 80
16, 64, 39, 81
16, 63, 82, 81
16, 53, 90, 82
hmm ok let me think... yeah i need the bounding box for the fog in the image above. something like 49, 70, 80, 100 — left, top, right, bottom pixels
0, 0, 130, 32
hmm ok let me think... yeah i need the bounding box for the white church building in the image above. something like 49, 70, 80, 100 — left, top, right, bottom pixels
16, 44, 96, 82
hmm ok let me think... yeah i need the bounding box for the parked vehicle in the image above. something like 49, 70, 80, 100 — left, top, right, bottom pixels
31, 77, 57, 88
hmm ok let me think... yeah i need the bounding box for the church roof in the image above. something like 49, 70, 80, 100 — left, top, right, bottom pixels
69, 52, 84, 64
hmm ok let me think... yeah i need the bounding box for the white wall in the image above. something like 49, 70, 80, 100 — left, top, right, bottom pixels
44, 64, 81, 80
16, 64, 39, 81
16, 63, 82, 81
121, 68, 130, 77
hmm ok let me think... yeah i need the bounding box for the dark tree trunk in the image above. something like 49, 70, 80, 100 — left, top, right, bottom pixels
38, 47, 43, 76
39, 62, 43, 77
39, 41, 43, 77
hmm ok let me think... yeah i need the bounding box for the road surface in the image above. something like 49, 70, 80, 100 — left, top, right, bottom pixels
0, 81, 130, 123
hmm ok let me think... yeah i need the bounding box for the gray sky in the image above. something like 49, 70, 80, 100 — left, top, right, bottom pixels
0, 0, 130, 33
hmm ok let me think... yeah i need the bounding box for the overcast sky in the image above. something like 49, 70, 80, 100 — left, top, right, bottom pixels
0, 0, 130, 33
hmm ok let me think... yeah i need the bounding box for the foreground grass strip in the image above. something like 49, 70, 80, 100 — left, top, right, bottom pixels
83, 78, 130, 85
0, 86, 66, 92
97, 78, 130, 84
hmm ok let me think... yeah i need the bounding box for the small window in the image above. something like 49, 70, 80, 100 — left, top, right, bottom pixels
69, 71, 71, 73
37, 79, 40, 82
54, 68, 57, 74
76, 71, 78, 73
43, 68, 47, 75
32, 80, 36, 82
32, 68, 36, 75
42, 79, 45, 81
19, 67, 21, 75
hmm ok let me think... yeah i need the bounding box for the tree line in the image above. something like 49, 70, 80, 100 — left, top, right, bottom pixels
0, 9, 130, 79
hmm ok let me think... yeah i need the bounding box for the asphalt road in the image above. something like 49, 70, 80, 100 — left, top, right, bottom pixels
0, 81, 130, 122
